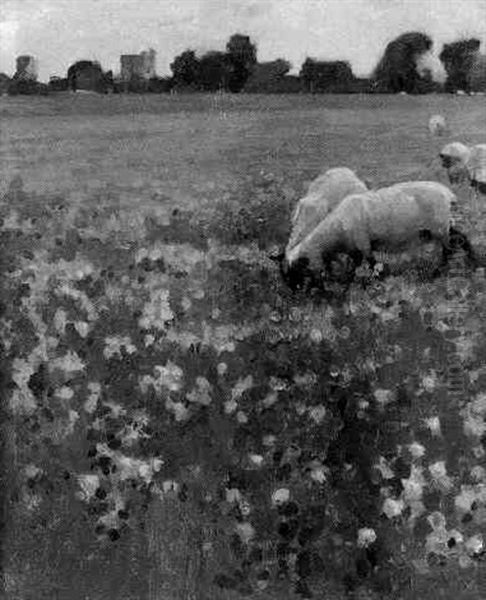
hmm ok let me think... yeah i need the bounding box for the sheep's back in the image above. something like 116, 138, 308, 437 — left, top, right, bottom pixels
287, 172, 367, 251
361, 189, 423, 244
392, 181, 454, 228
351, 182, 453, 246
376, 181, 453, 240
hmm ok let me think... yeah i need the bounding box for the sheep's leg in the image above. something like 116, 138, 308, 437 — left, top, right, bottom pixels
365, 253, 376, 271
348, 249, 365, 268
469, 181, 479, 213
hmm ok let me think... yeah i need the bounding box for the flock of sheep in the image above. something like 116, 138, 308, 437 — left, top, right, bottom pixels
274, 116, 486, 292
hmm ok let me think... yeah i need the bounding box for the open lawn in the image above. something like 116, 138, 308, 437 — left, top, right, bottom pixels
1, 92, 486, 599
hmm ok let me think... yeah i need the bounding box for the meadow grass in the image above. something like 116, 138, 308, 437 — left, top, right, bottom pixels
1, 93, 486, 599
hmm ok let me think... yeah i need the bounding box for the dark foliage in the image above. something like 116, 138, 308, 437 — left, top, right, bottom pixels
147, 76, 174, 93
170, 50, 200, 89
8, 79, 48, 95
243, 59, 292, 93
300, 58, 355, 93
48, 76, 69, 92
67, 60, 112, 93
440, 38, 481, 93
225, 33, 257, 93
198, 51, 232, 92
372, 32, 435, 93
0, 73, 11, 95
469, 53, 486, 92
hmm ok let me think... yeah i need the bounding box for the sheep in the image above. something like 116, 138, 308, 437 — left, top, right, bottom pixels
439, 142, 486, 193
439, 142, 472, 184
428, 114, 447, 137
286, 167, 368, 254
282, 180, 475, 289
467, 144, 486, 194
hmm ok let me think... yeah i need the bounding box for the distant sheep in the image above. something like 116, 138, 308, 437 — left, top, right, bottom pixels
286, 167, 368, 254
428, 114, 447, 136
282, 180, 474, 289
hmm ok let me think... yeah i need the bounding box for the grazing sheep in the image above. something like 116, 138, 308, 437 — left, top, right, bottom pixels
282, 180, 474, 289
428, 114, 447, 136
286, 167, 368, 253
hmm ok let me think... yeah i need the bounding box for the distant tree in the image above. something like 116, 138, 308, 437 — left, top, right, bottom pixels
67, 60, 107, 93
278, 75, 303, 93
300, 58, 355, 93
104, 70, 114, 93
170, 50, 200, 89
48, 76, 68, 92
468, 52, 486, 92
440, 38, 481, 93
147, 76, 173, 93
372, 32, 434, 93
125, 74, 149, 93
349, 78, 374, 93
0, 73, 11, 95
243, 59, 292, 93
225, 33, 257, 92
198, 51, 231, 91
8, 79, 48, 95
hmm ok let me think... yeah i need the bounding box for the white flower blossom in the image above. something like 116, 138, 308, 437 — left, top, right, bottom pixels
357, 528, 377, 548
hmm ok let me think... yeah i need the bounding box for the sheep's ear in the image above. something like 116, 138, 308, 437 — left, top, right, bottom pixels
363, 177, 374, 189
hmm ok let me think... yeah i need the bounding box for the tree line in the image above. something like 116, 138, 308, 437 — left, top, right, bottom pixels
2, 32, 485, 96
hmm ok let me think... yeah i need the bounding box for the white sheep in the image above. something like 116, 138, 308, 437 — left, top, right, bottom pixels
428, 114, 447, 137
286, 167, 368, 254
283, 180, 474, 288
439, 142, 486, 192
438, 142, 472, 185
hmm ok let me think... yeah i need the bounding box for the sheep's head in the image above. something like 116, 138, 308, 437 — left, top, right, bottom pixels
439, 144, 472, 185
273, 253, 317, 292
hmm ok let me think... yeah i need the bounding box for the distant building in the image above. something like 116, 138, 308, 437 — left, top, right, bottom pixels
15, 55, 38, 81
120, 48, 156, 81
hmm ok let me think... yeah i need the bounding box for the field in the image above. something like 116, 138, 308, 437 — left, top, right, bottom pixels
1, 92, 486, 599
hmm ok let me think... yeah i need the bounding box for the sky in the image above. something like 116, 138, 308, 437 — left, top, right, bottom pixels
1, 0, 485, 81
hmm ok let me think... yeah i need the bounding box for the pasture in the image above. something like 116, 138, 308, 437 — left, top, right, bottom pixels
1, 92, 486, 599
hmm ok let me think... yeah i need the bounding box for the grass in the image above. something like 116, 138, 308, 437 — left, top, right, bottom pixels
1, 92, 486, 600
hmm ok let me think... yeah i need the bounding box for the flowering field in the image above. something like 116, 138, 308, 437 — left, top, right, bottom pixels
1, 93, 486, 599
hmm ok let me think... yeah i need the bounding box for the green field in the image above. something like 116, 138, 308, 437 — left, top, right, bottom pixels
1, 93, 486, 599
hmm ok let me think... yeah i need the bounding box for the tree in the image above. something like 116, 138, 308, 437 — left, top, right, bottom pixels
243, 59, 292, 93
48, 76, 68, 92
67, 60, 108, 93
170, 50, 200, 89
0, 73, 11, 95
300, 58, 354, 93
198, 51, 231, 92
147, 76, 173, 93
372, 32, 434, 93
468, 52, 486, 93
440, 38, 481, 93
225, 33, 257, 92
